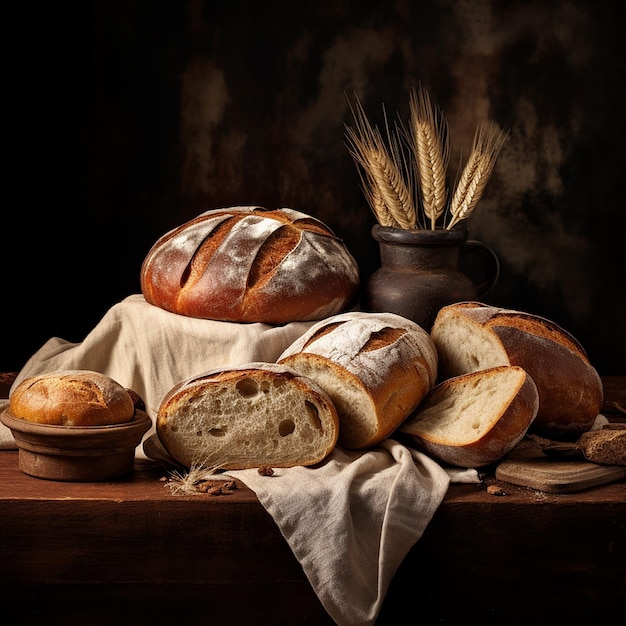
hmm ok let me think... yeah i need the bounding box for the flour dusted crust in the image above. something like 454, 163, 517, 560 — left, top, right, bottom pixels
278, 311, 438, 449
430, 302, 604, 440
400, 366, 540, 468
140, 206, 360, 323
9, 370, 136, 426
156, 362, 339, 469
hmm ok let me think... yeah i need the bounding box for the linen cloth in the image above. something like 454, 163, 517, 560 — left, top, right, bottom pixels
230, 441, 448, 625
0, 294, 451, 625
0, 294, 315, 450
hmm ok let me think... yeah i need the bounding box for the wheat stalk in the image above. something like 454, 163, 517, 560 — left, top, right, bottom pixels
409, 86, 450, 229
166, 462, 226, 495
345, 95, 417, 229
360, 170, 401, 228
446, 121, 508, 230
345, 89, 506, 231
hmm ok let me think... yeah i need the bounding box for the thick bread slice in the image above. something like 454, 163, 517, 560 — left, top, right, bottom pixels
430, 302, 603, 440
156, 363, 339, 470
400, 366, 539, 468
278, 311, 438, 449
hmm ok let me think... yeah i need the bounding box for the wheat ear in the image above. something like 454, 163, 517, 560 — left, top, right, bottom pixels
345, 95, 417, 229
409, 86, 449, 229
446, 121, 508, 230
166, 462, 226, 495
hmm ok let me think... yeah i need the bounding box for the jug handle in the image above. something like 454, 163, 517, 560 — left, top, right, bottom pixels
460, 240, 500, 298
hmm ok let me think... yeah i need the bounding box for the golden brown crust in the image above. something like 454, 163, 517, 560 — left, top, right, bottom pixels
401, 366, 540, 468
278, 311, 438, 449
440, 302, 589, 359
489, 324, 602, 438
140, 206, 360, 324
432, 302, 603, 441
9, 370, 135, 427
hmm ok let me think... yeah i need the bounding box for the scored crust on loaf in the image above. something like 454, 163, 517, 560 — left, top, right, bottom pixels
156, 363, 339, 470
400, 366, 539, 468
140, 206, 360, 323
278, 311, 438, 449
9, 370, 135, 426
430, 302, 603, 440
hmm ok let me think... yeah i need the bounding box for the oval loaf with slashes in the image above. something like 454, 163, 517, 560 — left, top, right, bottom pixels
278, 311, 438, 449
140, 206, 360, 324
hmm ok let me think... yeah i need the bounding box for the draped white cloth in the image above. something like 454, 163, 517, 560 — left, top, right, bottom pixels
0, 295, 452, 625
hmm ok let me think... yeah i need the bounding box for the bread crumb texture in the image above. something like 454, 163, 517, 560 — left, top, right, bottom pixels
431, 311, 508, 375
431, 302, 603, 440
400, 366, 539, 467
403, 367, 526, 444
157, 364, 339, 469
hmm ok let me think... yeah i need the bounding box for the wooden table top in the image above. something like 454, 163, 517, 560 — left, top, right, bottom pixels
1, 374, 624, 625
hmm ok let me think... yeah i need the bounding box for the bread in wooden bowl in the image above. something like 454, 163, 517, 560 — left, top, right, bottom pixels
399, 366, 540, 468
140, 206, 360, 324
156, 363, 339, 470
9, 370, 137, 426
430, 302, 603, 441
278, 311, 438, 449
4, 370, 150, 481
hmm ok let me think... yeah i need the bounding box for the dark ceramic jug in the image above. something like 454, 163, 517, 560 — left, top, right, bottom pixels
364, 224, 499, 331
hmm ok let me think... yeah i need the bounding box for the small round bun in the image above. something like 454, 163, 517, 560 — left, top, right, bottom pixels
140, 206, 360, 324
9, 370, 136, 427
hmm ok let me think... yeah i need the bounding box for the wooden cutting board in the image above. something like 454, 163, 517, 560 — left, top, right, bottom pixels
495, 439, 626, 493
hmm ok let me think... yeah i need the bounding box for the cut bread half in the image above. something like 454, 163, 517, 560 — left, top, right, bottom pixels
156, 363, 339, 470
430, 302, 603, 440
399, 366, 539, 468
278, 311, 438, 449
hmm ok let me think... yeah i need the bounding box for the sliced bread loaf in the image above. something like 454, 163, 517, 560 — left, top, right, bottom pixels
430, 302, 603, 440
399, 366, 539, 468
156, 362, 339, 470
278, 311, 438, 449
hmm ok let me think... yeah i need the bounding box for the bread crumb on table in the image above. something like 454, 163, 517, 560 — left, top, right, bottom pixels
196, 479, 237, 495
487, 484, 507, 496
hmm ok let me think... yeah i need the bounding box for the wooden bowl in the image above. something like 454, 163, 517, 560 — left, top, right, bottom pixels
0, 408, 152, 481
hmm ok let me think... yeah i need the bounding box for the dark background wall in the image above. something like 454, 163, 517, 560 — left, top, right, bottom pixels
4, 0, 625, 375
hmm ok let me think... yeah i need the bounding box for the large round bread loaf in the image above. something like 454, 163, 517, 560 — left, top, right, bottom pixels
278, 311, 438, 449
9, 370, 136, 426
140, 206, 360, 324
399, 366, 540, 468
430, 302, 603, 440
156, 363, 339, 470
